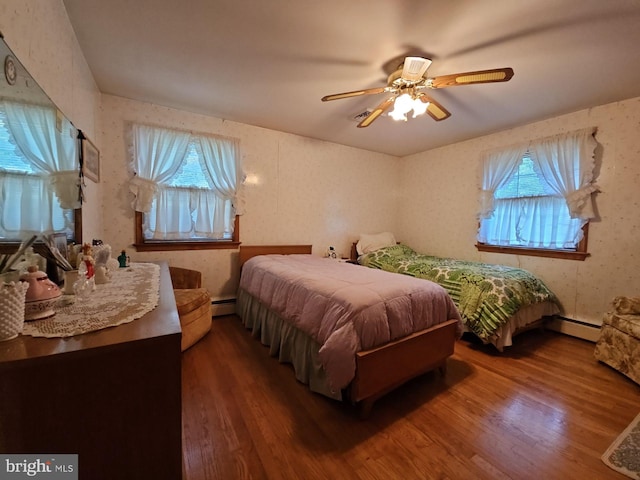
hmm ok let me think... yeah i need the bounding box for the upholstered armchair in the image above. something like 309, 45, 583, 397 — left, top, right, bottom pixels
169, 266, 212, 351
594, 296, 640, 385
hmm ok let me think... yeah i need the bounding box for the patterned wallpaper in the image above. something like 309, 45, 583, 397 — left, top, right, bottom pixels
4, 1, 639, 326
99, 95, 400, 297
400, 97, 640, 325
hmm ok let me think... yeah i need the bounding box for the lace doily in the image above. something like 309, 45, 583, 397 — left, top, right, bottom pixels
22, 263, 160, 338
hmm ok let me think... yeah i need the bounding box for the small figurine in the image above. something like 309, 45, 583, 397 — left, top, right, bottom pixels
118, 250, 128, 268
94, 265, 111, 284
81, 243, 95, 279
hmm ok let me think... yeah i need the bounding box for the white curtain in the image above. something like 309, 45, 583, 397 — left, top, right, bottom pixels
477, 197, 522, 245
192, 189, 234, 239
529, 127, 598, 219
146, 186, 194, 239
133, 125, 240, 240
477, 128, 597, 249
129, 124, 190, 212
145, 186, 236, 240
517, 196, 584, 248
194, 135, 241, 238
478, 196, 584, 249
477, 143, 529, 219
0, 171, 68, 236
198, 135, 244, 215
2, 101, 79, 209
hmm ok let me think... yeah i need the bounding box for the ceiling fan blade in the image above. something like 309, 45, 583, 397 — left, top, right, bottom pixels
417, 95, 451, 121
428, 67, 514, 89
357, 96, 395, 128
321, 86, 391, 102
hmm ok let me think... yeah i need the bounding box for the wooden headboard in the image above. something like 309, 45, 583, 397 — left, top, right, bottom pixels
350, 240, 401, 263
350, 242, 359, 263
238, 245, 312, 269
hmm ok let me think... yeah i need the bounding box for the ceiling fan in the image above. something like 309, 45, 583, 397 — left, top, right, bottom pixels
321, 56, 514, 128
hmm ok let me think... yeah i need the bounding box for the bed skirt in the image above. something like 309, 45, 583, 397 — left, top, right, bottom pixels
236, 288, 342, 400
486, 300, 560, 351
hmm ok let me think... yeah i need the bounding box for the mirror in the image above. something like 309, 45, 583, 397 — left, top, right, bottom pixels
0, 36, 56, 106
0, 33, 81, 246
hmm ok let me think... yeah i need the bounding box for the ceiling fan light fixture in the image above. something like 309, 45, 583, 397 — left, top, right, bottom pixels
389, 93, 414, 121
412, 99, 429, 117
390, 93, 430, 120
393, 93, 414, 113
389, 110, 408, 122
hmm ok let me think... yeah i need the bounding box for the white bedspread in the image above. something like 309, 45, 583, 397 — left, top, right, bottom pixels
239, 255, 462, 390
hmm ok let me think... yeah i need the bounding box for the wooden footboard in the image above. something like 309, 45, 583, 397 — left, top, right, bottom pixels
350, 319, 459, 417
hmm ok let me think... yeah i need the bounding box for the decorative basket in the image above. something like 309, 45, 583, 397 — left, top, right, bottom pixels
0, 281, 29, 341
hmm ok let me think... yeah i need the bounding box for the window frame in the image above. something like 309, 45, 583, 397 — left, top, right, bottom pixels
133, 212, 240, 252
0, 208, 82, 255
476, 223, 589, 260
130, 124, 241, 251
475, 141, 594, 261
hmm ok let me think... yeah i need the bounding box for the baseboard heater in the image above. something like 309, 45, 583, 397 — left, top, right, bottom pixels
211, 295, 237, 317
546, 315, 601, 342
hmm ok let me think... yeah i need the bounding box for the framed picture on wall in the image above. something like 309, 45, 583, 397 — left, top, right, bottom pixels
82, 135, 100, 183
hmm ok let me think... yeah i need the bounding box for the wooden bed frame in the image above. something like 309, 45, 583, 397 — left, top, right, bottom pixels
238, 245, 460, 417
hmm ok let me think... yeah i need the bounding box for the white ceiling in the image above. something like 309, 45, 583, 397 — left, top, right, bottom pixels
62, 0, 640, 157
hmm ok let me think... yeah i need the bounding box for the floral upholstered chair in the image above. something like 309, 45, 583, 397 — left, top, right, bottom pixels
594, 296, 640, 385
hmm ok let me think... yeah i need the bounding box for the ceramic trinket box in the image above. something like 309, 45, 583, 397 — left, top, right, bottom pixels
20, 265, 61, 321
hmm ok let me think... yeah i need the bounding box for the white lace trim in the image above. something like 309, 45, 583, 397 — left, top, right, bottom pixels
129, 175, 158, 212
50, 170, 82, 209
478, 189, 496, 219
22, 263, 160, 338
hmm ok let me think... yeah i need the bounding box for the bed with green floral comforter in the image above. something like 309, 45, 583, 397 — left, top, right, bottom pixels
358, 244, 559, 343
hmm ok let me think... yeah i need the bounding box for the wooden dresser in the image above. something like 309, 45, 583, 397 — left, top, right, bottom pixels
0, 262, 182, 480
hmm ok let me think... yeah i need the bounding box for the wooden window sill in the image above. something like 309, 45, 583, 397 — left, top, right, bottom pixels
133, 241, 240, 252
134, 212, 240, 252
475, 243, 589, 261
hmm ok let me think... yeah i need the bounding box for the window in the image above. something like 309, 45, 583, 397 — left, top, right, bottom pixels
130, 124, 242, 252
0, 104, 78, 242
476, 128, 597, 260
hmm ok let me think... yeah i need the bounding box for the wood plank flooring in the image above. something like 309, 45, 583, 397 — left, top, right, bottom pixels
182, 315, 640, 479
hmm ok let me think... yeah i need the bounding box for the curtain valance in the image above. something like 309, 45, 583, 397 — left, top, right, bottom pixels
478, 127, 597, 220
129, 124, 243, 215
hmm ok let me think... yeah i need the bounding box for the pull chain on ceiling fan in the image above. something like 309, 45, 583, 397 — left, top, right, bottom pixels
321, 56, 514, 128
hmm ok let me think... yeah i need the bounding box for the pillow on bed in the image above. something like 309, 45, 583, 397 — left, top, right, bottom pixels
356, 232, 397, 255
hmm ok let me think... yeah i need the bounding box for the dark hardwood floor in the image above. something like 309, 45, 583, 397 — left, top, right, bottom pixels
182, 315, 640, 479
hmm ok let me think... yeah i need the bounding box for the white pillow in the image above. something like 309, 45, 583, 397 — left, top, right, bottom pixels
356, 232, 397, 255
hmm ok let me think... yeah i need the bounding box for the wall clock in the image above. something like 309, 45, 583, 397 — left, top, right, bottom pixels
4, 55, 17, 85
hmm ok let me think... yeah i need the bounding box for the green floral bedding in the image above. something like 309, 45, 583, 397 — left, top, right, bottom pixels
358, 244, 559, 341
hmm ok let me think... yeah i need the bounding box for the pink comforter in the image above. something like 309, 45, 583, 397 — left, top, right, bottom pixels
239, 255, 462, 390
